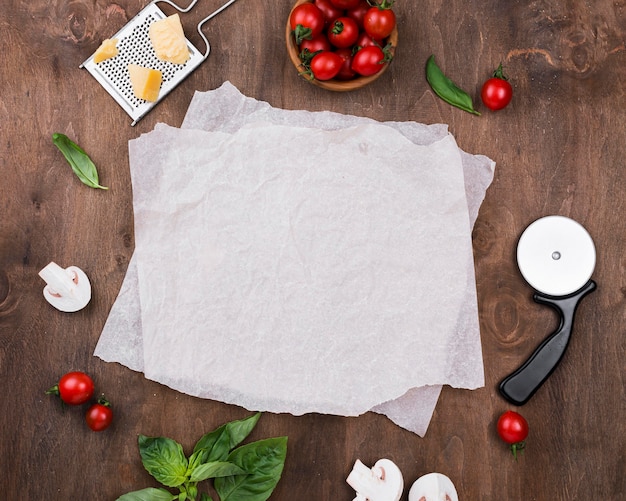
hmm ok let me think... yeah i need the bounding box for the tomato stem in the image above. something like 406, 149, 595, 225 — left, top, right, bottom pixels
493, 63, 508, 80
510, 440, 526, 460
367, 0, 395, 9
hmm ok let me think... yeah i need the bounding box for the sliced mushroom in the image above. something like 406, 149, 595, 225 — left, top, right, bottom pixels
346, 458, 404, 501
39, 262, 91, 312
408, 472, 458, 501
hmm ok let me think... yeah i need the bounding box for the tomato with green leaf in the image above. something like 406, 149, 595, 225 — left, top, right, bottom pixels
290, 3, 325, 44
46, 371, 94, 405
327, 16, 360, 49
310, 51, 344, 80
497, 410, 528, 459
85, 397, 113, 432
363, 0, 396, 40
481, 64, 513, 110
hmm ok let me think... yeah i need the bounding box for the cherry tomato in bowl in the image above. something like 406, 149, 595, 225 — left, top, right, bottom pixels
46, 371, 95, 405
497, 410, 528, 459
363, 0, 396, 40
86, 397, 114, 432
290, 2, 325, 43
481, 64, 513, 110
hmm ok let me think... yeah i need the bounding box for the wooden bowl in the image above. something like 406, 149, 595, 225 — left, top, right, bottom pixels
286, 0, 398, 91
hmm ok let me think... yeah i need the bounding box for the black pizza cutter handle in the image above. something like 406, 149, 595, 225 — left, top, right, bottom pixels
499, 279, 596, 406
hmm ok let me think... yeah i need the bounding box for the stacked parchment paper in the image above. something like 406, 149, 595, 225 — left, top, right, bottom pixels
96, 82, 495, 436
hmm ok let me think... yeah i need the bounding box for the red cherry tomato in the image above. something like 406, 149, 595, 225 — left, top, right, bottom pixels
329, 0, 361, 9
363, 5, 396, 40
299, 33, 332, 54
335, 48, 356, 80
85, 397, 113, 432
481, 64, 513, 110
290, 3, 325, 43
355, 31, 382, 48
310, 51, 344, 80
497, 410, 528, 459
346, 0, 371, 29
351, 45, 386, 76
314, 0, 343, 25
327, 16, 360, 49
47, 371, 95, 405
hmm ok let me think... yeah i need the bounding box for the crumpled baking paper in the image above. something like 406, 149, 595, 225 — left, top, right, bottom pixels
95, 82, 495, 436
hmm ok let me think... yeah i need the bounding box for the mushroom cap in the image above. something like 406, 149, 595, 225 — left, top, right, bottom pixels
408, 472, 458, 501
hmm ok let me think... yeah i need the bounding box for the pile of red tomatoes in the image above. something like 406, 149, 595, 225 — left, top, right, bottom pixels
289, 0, 397, 81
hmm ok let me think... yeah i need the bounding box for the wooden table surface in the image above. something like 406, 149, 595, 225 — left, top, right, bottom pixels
2, 0, 625, 499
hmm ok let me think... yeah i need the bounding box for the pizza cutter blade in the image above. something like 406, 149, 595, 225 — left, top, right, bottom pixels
499, 215, 597, 405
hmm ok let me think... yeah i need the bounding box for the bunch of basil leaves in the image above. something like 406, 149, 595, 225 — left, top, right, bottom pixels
117, 413, 287, 501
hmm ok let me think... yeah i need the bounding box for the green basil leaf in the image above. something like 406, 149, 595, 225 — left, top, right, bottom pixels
189, 461, 247, 482
192, 413, 261, 464
116, 487, 177, 501
200, 494, 214, 501
425, 55, 480, 116
52, 133, 109, 190
138, 435, 189, 488
214, 437, 288, 501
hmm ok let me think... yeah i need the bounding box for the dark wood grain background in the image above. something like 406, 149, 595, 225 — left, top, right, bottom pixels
1, 0, 625, 499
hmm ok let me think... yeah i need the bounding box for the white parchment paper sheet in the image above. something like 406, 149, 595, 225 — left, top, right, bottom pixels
95, 82, 494, 436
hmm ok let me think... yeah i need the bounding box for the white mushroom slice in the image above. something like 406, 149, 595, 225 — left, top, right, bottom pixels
408, 472, 459, 501
346, 458, 404, 501
39, 262, 91, 312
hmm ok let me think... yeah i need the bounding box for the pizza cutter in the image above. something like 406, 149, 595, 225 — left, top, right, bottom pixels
499, 215, 597, 405
80, 0, 239, 125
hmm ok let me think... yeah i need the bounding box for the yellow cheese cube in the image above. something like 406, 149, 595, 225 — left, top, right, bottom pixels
93, 38, 118, 63
128, 64, 162, 102
148, 14, 190, 64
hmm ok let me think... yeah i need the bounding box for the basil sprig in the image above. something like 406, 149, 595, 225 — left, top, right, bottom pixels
52, 133, 109, 190
425, 55, 480, 116
117, 413, 288, 501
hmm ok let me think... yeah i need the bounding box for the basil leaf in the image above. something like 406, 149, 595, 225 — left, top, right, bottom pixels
189, 461, 247, 482
138, 435, 189, 488
52, 133, 109, 190
200, 494, 214, 501
192, 413, 261, 464
425, 55, 480, 116
116, 487, 177, 501
214, 437, 288, 501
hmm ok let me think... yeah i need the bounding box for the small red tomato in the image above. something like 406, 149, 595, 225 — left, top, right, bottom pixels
314, 0, 343, 25
299, 33, 332, 54
329, 0, 361, 9
355, 31, 382, 48
327, 16, 360, 49
46, 371, 95, 405
290, 3, 325, 43
497, 410, 528, 459
335, 48, 356, 80
363, 5, 396, 40
481, 64, 513, 110
346, 0, 371, 29
351, 45, 386, 76
86, 397, 113, 432
310, 51, 344, 80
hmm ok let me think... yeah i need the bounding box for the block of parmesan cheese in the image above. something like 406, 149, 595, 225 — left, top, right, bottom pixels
93, 38, 118, 63
148, 14, 190, 64
128, 64, 162, 102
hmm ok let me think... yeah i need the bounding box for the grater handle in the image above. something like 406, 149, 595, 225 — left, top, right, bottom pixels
197, 0, 241, 58
158, 0, 201, 13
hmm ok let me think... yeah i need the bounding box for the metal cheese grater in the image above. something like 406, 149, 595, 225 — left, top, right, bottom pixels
80, 0, 239, 125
